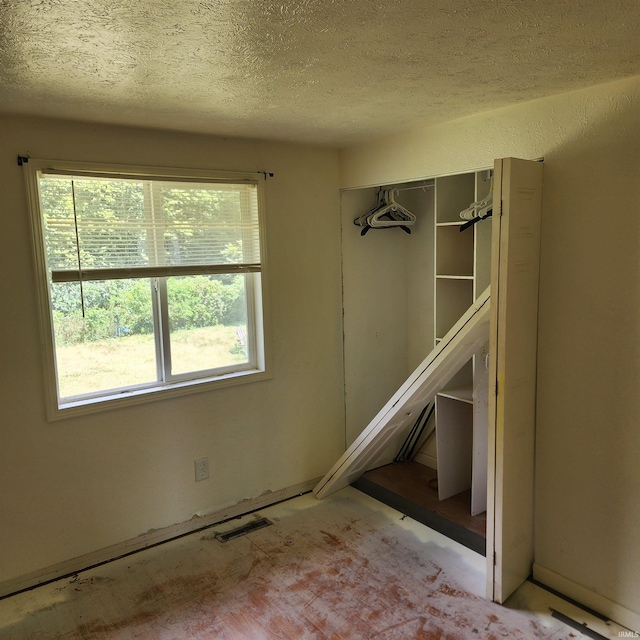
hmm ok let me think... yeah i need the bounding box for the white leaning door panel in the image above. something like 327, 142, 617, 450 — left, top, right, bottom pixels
487, 157, 543, 603
314, 287, 490, 500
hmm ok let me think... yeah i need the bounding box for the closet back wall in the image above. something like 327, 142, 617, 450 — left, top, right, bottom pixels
339, 75, 640, 629
0, 115, 345, 588
341, 186, 434, 447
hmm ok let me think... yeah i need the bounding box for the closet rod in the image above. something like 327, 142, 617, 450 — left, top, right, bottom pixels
392, 183, 434, 192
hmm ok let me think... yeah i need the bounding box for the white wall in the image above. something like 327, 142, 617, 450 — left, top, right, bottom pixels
340, 76, 640, 626
0, 116, 345, 585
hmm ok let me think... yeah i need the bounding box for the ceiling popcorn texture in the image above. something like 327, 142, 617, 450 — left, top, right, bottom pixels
0, 0, 639, 145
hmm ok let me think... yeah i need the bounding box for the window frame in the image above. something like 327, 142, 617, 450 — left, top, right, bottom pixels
24, 159, 271, 421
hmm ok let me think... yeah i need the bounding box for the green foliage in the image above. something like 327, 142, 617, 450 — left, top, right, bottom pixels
51, 276, 246, 346
52, 307, 114, 345
115, 281, 155, 335
168, 275, 246, 330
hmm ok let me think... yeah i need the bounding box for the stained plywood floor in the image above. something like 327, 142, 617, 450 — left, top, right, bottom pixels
363, 462, 486, 537
356, 461, 486, 556
0, 487, 624, 639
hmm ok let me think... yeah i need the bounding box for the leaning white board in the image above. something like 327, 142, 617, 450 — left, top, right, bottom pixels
314, 286, 491, 499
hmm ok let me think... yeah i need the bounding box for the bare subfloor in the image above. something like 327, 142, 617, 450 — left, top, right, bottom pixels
0, 488, 623, 639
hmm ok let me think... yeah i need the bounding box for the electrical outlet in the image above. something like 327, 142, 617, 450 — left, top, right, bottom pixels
194, 457, 209, 482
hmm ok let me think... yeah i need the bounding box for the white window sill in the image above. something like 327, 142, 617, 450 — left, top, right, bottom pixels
49, 368, 271, 421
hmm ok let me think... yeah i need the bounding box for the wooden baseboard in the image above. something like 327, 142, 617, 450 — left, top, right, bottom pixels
0, 478, 320, 599
533, 563, 640, 633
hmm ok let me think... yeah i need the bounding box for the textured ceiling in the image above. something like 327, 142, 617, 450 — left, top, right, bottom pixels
0, 0, 639, 146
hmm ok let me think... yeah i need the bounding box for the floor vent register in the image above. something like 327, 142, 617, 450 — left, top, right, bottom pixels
214, 518, 273, 543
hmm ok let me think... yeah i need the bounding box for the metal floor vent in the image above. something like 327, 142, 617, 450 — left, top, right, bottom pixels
214, 518, 273, 543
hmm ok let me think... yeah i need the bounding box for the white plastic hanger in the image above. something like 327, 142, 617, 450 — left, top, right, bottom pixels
368, 189, 416, 228
354, 188, 417, 235
460, 182, 493, 221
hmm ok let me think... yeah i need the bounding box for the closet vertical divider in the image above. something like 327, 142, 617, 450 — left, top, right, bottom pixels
432, 170, 491, 514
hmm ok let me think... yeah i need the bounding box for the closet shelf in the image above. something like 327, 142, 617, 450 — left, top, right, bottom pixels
436, 274, 474, 280
437, 386, 474, 404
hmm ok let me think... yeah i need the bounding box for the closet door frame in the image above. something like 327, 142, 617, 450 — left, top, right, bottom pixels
486, 157, 544, 603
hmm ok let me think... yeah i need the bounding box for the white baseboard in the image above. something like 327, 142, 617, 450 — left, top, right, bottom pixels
413, 451, 437, 469
0, 478, 320, 599
533, 563, 640, 633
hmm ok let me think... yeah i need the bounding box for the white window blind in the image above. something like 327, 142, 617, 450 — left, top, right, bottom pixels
40, 173, 261, 283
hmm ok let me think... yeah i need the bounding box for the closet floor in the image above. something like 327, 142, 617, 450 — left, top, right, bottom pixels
353, 460, 486, 555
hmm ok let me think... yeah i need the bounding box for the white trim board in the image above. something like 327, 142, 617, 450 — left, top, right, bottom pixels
314, 287, 490, 499
0, 478, 320, 600
533, 563, 640, 634
413, 451, 438, 470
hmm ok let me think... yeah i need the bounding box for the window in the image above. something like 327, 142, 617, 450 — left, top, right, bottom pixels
25, 160, 269, 418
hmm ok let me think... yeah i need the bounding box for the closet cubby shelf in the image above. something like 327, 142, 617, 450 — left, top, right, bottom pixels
436, 225, 474, 276
437, 386, 474, 404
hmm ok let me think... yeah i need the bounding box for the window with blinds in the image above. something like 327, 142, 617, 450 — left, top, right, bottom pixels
26, 160, 268, 418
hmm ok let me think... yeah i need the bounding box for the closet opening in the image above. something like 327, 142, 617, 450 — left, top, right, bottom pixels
338, 169, 494, 559
322, 158, 543, 604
